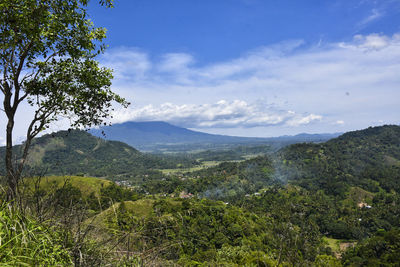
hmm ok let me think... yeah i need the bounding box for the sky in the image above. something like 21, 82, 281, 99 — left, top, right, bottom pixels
2, 0, 400, 145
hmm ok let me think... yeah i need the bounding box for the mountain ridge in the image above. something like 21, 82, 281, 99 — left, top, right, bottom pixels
89, 121, 341, 151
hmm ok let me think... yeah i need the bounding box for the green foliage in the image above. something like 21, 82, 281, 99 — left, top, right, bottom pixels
0, 203, 72, 266
241, 184, 400, 241
54, 183, 82, 208
0, 0, 128, 128
1, 125, 399, 265
278, 125, 400, 196
0, 130, 197, 181
342, 228, 400, 266
93, 196, 331, 265
97, 183, 141, 210
314, 255, 342, 267
0, 176, 148, 266
143, 155, 279, 201
0, 0, 129, 200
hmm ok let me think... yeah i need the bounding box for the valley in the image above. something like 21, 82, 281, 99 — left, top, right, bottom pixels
1, 124, 399, 266
2, 1, 399, 266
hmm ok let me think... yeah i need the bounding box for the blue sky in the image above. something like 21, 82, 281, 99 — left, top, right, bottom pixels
89, 0, 400, 63
83, 0, 400, 137
2, 0, 400, 145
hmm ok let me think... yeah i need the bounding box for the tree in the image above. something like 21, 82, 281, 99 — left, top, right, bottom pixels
0, 0, 129, 200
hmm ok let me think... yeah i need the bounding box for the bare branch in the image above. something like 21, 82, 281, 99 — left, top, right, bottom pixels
16, 91, 29, 105
20, 70, 35, 85
16, 106, 55, 177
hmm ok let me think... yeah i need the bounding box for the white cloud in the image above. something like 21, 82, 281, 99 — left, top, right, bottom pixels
287, 114, 323, 127
158, 53, 194, 72
112, 100, 322, 129
195, 40, 305, 81
342, 33, 393, 51
335, 120, 345, 125
101, 47, 151, 81
358, 8, 384, 28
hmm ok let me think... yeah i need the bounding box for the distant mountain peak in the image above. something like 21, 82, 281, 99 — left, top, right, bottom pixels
89, 121, 340, 151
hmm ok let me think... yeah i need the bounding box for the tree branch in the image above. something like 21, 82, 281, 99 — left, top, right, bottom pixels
16, 106, 55, 177
12, 40, 34, 113
15, 40, 33, 80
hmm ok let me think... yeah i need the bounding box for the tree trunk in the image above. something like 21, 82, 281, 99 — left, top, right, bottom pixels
5, 117, 17, 201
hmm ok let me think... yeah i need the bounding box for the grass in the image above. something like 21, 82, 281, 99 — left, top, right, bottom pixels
88, 198, 183, 228
323, 237, 341, 253
160, 161, 220, 174
86, 198, 156, 232
123, 199, 156, 217
21, 175, 112, 197
0, 203, 72, 266
323, 236, 357, 257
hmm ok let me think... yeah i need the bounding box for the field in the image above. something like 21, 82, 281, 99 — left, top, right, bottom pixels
159, 160, 220, 174
323, 237, 357, 258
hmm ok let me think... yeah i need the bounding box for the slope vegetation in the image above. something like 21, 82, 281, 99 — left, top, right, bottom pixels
0, 130, 195, 179
278, 125, 400, 195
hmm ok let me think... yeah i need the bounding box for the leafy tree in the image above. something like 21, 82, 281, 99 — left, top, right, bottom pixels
342, 228, 400, 266
314, 255, 341, 267
0, 0, 128, 199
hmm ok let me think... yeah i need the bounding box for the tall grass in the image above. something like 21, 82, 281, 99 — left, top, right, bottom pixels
0, 177, 145, 266
0, 202, 72, 266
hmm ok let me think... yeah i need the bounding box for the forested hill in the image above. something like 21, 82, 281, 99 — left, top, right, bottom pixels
151, 125, 400, 201
278, 125, 400, 195
0, 130, 195, 178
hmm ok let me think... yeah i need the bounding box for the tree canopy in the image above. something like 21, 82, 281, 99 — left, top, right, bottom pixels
0, 0, 128, 199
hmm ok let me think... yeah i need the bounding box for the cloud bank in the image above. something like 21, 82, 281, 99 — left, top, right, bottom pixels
112, 100, 322, 128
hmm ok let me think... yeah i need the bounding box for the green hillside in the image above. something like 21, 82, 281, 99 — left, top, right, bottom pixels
140, 155, 279, 201
138, 126, 400, 242
277, 125, 400, 195
2, 125, 400, 266
0, 130, 197, 180
21, 175, 112, 197
140, 125, 400, 202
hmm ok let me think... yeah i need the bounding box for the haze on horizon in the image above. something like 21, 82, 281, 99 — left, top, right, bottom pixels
1, 0, 400, 144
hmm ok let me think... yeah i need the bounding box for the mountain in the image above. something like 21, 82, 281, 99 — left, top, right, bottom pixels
0, 130, 194, 179
89, 121, 340, 151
